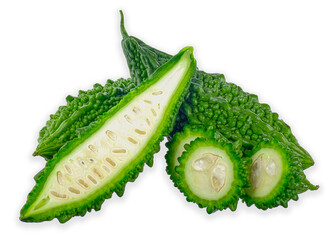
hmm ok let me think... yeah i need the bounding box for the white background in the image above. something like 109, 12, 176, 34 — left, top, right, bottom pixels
0, 0, 329, 239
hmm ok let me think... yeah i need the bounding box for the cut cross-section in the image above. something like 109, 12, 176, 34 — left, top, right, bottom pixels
175, 138, 247, 213
20, 47, 196, 223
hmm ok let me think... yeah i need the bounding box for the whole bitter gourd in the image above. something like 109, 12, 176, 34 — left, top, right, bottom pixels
119, 11, 313, 169
20, 47, 196, 223
174, 138, 248, 213
34, 78, 135, 160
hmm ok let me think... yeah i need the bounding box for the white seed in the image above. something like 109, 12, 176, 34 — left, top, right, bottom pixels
57, 171, 64, 185
93, 168, 104, 179
265, 157, 278, 176
192, 157, 216, 171
68, 187, 80, 195
152, 91, 163, 95
135, 129, 146, 135
89, 158, 97, 163
88, 144, 97, 153
87, 175, 97, 185
77, 179, 89, 189
105, 157, 117, 167
79, 160, 88, 168
105, 130, 117, 140
151, 108, 157, 117
64, 164, 73, 175
145, 118, 151, 127
124, 114, 132, 123
50, 190, 68, 199
112, 148, 127, 154
101, 164, 111, 174
211, 164, 226, 191
144, 99, 152, 104
132, 106, 141, 114
128, 137, 138, 144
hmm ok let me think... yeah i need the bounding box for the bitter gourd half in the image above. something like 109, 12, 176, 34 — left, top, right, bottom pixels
34, 78, 135, 160
20, 47, 196, 222
119, 11, 314, 169
175, 138, 248, 213
242, 140, 318, 209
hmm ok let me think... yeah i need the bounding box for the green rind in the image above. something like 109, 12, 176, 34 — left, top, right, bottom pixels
35, 78, 135, 160
242, 140, 318, 210
165, 125, 215, 182
119, 13, 314, 169
175, 138, 249, 213
20, 47, 196, 223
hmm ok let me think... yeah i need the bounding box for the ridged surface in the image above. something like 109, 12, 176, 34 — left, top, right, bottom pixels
35, 78, 136, 160
120, 12, 313, 169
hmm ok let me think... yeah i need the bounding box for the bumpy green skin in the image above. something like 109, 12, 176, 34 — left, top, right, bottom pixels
34, 78, 135, 160
165, 125, 215, 182
242, 140, 318, 210
20, 48, 196, 223
119, 12, 313, 169
175, 138, 249, 213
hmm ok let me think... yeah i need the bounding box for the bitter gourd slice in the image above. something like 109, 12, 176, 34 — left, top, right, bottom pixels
119, 12, 313, 169
34, 78, 135, 160
20, 47, 196, 223
165, 125, 214, 182
242, 140, 318, 209
174, 138, 248, 213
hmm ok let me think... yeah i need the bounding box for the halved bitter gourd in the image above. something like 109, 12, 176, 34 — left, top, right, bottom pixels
20, 47, 196, 223
243, 140, 318, 210
165, 125, 214, 182
174, 138, 248, 213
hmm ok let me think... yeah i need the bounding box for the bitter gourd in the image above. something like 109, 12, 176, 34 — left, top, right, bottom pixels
242, 140, 318, 209
174, 138, 248, 213
119, 11, 313, 169
34, 78, 135, 160
20, 47, 196, 223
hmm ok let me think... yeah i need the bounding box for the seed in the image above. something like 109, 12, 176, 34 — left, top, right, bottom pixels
57, 171, 64, 185
68, 187, 80, 195
77, 179, 89, 189
112, 148, 127, 154
144, 99, 152, 104
93, 168, 103, 179
101, 164, 111, 174
87, 175, 97, 185
135, 129, 146, 135
151, 108, 157, 117
202, 153, 219, 162
105, 130, 117, 140
50, 190, 68, 199
105, 158, 117, 167
79, 160, 88, 168
152, 91, 163, 95
88, 144, 97, 152
89, 158, 97, 163
124, 114, 132, 123
64, 164, 73, 175
145, 118, 151, 126
192, 157, 215, 171
250, 157, 263, 188
211, 164, 226, 192
132, 106, 141, 114
128, 137, 138, 144
265, 157, 278, 176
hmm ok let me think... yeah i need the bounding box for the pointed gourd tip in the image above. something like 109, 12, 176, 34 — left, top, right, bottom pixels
119, 10, 128, 38
32, 151, 38, 156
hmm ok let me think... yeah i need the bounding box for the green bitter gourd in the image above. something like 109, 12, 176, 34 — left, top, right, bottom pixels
34, 78, 135, 160
119, 11, 313, 169
174, 138, 248, 213
242, 140, 318, 209
20, 47, 196, 223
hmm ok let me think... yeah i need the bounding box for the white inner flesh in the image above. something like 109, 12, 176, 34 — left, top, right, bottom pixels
30, 59, 190, 213
185, 147, 234, 201
247, 148, 283, 198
